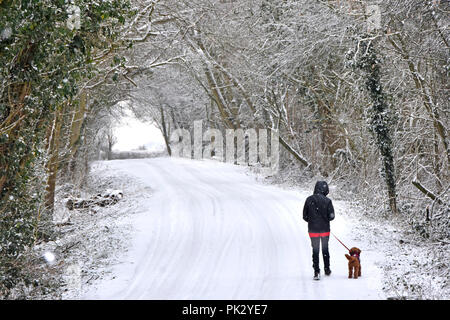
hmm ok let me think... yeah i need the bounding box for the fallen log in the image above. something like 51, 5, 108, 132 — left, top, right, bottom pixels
66, 189, 123, 210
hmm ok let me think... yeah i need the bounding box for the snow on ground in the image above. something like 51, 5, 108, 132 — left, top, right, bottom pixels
64, 157, 386, 300
349, 215, 449, 299
45, 162, 153, 299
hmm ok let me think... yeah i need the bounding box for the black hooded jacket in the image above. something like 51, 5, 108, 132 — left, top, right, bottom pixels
303, 181, 335, 233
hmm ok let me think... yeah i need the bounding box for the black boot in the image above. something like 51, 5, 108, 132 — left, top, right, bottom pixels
313, 271, 320, 280
325, 268, 331, 276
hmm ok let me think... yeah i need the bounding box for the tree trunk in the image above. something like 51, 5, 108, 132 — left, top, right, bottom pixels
356, 37, 398, 215
412, 179, 443, 205
45, 103, 65, 211
67, 91, 87, 174
279, 135, 310, 167
160, 106, 172, 156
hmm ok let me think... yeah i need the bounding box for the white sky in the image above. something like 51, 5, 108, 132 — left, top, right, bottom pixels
113, 110, 165, 152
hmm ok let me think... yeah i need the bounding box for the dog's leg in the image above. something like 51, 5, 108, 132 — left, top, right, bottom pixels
348, 266, 352, 279
358, 265, 361, 277
354, 265, 360, 279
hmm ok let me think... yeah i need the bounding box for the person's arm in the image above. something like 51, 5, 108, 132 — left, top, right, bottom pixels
328, 199, 335, 221
303, 198, 309, 222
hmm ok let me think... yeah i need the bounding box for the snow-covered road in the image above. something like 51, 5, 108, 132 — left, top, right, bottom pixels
83, 158, 385, 299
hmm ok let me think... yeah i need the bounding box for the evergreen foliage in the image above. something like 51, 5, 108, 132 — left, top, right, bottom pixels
0, 0, 131, 297
351, 36, 398, 214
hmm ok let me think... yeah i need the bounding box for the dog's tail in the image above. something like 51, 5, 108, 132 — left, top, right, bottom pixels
345, 254, 353, 261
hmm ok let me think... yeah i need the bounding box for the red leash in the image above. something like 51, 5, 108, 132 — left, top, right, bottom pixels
331, 231, 350, 252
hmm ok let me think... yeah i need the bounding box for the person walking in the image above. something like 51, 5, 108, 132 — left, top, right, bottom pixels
303, 181, 335, 280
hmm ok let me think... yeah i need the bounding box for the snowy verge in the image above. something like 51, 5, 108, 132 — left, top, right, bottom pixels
34, 160, 153, 299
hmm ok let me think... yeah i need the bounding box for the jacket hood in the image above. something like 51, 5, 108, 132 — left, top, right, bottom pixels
314, 181, 329, 196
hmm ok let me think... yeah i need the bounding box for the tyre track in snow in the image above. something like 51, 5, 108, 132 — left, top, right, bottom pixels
82, 157, 384, 299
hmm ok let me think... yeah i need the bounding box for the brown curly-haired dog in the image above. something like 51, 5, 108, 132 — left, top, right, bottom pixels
345, 247, 361, 279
